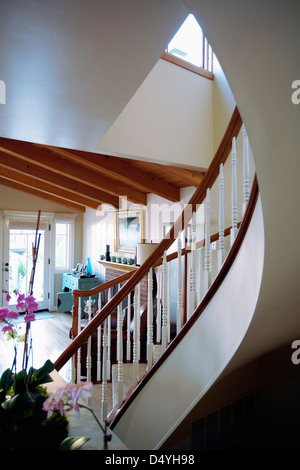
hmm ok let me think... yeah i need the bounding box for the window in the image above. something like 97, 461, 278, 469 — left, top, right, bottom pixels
164, 14, 213, 75
55, 221, 73, 271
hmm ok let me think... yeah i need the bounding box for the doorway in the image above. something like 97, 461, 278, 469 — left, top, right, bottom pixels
2, 217, 50, 311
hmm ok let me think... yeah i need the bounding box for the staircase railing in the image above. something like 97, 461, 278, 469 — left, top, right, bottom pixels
55, 106, 254, 421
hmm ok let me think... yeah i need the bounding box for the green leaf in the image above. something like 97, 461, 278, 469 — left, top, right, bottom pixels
14, 369, 27, 394
59, 436, 90, 450
31, 360, 55, 386
0, 369, 13, 392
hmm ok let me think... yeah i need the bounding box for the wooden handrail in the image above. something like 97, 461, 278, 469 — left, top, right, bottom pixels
108, 174, 259, 429
54, 106, 242, 372
72, 271, 133, 298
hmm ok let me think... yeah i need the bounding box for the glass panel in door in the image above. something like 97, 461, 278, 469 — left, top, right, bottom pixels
8, 229, 47, 309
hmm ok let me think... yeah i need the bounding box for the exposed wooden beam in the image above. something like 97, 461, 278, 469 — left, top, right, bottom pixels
46, 146, 181, 202
150, 163, 206, 187
0, 176, 86, 212
0, 150, 120, 208
0, 138, 147, 205
0, 166, 100, 210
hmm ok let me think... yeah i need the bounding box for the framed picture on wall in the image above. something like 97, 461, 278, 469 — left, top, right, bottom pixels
114, 208, 144, 253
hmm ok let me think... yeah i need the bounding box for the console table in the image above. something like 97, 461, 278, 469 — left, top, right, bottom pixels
57, 273, 99, 312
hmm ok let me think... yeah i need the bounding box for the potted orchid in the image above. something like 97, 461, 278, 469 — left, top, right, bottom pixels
0, 213, 110, 450
0, 290, 70, 450
0, 291, 111, 450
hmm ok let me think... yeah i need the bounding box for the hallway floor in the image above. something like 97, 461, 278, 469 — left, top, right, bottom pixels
0, 312, 73, 383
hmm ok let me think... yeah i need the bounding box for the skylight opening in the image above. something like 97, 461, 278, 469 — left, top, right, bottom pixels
166, 14, 213, 72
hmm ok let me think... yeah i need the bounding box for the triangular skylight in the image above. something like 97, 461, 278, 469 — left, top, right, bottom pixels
167, 14, 212, 71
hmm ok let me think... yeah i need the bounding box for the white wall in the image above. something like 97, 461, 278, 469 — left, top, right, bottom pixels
98, 58, 214, 169
0, 185, 83, 308
82, 187, 196, 284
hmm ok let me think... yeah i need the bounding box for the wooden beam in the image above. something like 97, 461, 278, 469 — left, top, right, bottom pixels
0, 176, 86, 212
151, 163, 206, 187
0, 138, 147, 205
46, 146, 181, 202
0, 166, 100, 210
0, 150, 120, 208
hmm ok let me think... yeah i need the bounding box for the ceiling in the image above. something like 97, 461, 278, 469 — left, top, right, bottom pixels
0, 1, 207, 210
0, 1, 188, 150
0, 136, 205, 212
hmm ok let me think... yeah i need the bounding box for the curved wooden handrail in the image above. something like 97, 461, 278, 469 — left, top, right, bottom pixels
108, 174, 259, 429
54, 106, 242, 372
72, 271, 133, 298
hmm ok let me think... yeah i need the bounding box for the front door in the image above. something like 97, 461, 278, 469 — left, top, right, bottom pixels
2, 222, 50, 311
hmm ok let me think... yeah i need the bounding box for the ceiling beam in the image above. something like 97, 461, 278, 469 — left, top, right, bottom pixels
0, 138, 147, 205
0, 166, 100, 210
0, 176, 86, 213
150, 163, 206, 187
45, 146, 181, 202
0, 151, 120, 209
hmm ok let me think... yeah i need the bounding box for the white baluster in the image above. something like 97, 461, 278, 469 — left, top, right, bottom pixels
137, 283, 141, 361
132, 285, 139, 387
147, 268, 154, 369
97, 294, 102, 382
231, 137, 238, 245
76, 298, 82, 383
156, 266, 161, 343
199, 245, 205, 300
167, 261, 171, 343
242, 124, 250, 216
117, 300, 123, 407
161, 251, 168, 352
101, 318, 108, 421
86, 297, 92, 383
107, 289, 111, 381
218, 163, 226, 270
126, 293, 131, 361
188, 212, 197, 319
204, 188, 212, 295
176, 233, 183, 335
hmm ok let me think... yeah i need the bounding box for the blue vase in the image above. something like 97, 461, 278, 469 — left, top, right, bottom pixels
86, 257, 92, 277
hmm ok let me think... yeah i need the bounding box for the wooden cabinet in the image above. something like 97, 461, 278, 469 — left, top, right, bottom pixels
57, 273, 99, 312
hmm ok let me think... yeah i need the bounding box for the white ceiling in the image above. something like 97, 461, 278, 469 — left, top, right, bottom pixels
0, 0, 188, 152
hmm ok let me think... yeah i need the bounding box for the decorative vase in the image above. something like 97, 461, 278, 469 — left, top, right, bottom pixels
86, 257, 92, 277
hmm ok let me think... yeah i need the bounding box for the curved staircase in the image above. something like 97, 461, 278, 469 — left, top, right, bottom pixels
54, 108, 264, 449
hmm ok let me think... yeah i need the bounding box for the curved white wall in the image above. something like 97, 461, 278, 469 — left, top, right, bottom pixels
113, 195, 264, 449
186, 0, 300, 371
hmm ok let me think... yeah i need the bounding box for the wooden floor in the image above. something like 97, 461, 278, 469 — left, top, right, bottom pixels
0, 312, 73, 383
